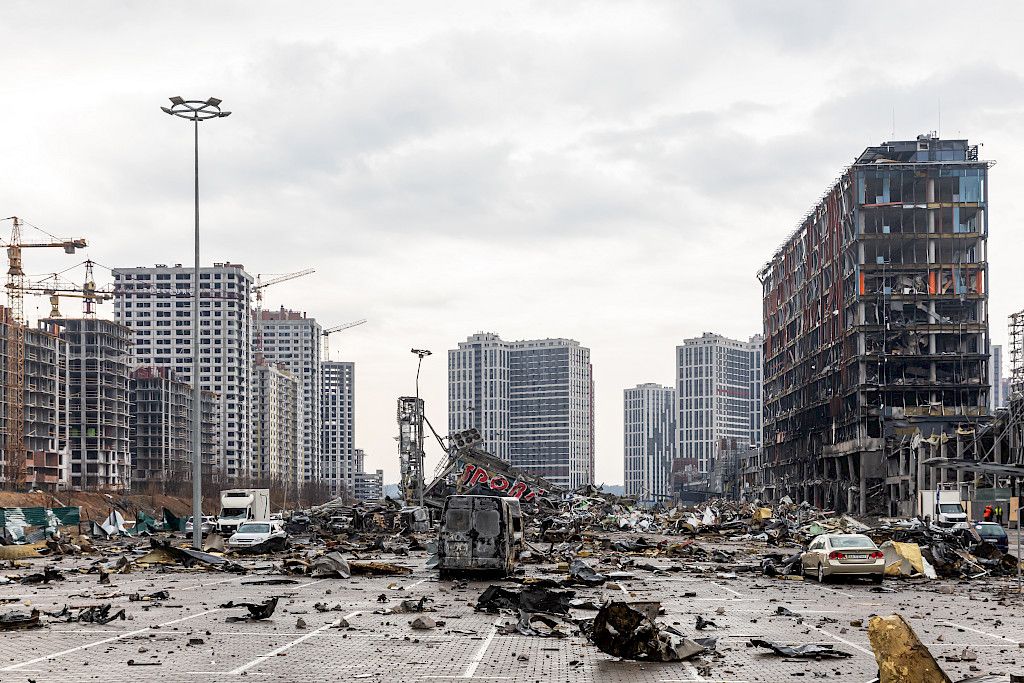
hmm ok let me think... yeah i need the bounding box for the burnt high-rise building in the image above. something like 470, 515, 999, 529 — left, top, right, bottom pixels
760, 134, 991, 515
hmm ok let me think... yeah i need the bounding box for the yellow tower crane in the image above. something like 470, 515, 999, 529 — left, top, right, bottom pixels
2, 216, 86, 486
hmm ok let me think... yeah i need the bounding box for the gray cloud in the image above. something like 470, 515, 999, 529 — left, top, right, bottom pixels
3, 1, 1024, 485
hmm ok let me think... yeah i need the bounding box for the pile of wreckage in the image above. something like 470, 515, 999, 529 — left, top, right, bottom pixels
527, 487, 1022, 583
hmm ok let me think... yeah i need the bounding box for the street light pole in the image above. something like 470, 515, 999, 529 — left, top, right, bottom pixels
162, 97, 231, 550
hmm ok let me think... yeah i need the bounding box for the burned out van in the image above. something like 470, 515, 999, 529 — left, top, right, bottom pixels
437, 495, 524, 575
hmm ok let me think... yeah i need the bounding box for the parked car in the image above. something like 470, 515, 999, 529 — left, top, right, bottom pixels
801, 533, 885, 583
227, 521, 288, 549
974, 522, 1009, 553
184, 516, 215, 534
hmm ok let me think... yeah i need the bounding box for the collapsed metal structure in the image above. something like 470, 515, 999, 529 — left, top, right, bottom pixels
756, 135, 995, 515
397, 394, 562, 509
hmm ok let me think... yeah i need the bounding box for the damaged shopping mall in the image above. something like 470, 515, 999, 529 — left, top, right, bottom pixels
757, 134, 997, 515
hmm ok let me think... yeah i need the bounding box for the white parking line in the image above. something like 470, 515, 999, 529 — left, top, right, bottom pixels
405, 577, 430, 590
683, 662, 707, 681
809, 624, 874, 656
225, 610, 361, 675
1, 608, 222, 671
179, 575, 246, 591
940, 621, 1020, 644
718, 584, 744, 598
462, 615, 503, 678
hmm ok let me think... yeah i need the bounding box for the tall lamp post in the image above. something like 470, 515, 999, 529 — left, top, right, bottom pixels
161, 97, 231, 550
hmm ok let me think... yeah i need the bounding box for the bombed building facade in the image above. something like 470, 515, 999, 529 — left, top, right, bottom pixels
758, 135, 991, 515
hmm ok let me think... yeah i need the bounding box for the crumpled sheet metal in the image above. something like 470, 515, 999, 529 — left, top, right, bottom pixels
748, 639, 852, 659
311, 551, 351, 578
881, 541, 932, 578
867, 614, 952, 683
591, 601, 705, 662
45, 604, 126, 625
0, 608, 41, 630
476, 585, 574, 615
136, 539, 245, 573
501, 611, 568, 638
566, 558, 607, 586
220, 597, 279, 622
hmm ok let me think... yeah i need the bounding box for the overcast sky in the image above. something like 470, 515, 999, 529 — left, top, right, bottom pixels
3, 1, 1024, 485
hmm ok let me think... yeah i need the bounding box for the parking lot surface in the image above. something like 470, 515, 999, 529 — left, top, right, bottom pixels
1, 538, 1022, 682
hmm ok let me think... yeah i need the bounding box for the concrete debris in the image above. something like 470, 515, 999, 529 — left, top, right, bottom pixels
349, 560, 413, 576
590, 601, 706, 661
867, 614, 952, 683
375, 597, 434, 615
409, 615, 436, 629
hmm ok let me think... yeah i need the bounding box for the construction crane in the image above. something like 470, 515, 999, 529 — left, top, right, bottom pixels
252, 269, 315, 363
322, 318, 367, 361
2, 216, 86, 486
17, 261, 114, 318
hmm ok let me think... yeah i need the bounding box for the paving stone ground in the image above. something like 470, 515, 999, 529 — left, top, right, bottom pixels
1, 538, 1022, 682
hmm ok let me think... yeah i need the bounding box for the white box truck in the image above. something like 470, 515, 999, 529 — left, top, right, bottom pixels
917, 488, 968, 529
216, 488, 271, 536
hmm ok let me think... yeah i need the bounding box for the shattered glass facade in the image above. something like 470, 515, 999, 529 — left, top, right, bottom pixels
759, 135, 991, 515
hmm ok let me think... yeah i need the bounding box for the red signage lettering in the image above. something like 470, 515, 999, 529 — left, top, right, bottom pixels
460, 463, 545, 500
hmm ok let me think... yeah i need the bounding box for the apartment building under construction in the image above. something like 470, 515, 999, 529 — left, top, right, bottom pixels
44, 317, 132, 490
130, 366, 218, 490
0, 309, 70, 490
758, 134, 991, 515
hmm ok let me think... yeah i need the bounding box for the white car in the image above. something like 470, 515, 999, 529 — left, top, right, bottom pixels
184, 516, 216, 534
227, 521, 288, 549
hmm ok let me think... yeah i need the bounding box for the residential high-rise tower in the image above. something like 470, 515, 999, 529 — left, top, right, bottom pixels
675, 333, 763, 475
623, 383, 676, 504
112, 263, 254, 480
448, 333, 593, 489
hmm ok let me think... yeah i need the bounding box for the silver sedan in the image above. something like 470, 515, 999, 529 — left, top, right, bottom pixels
801, 533, 885, 583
